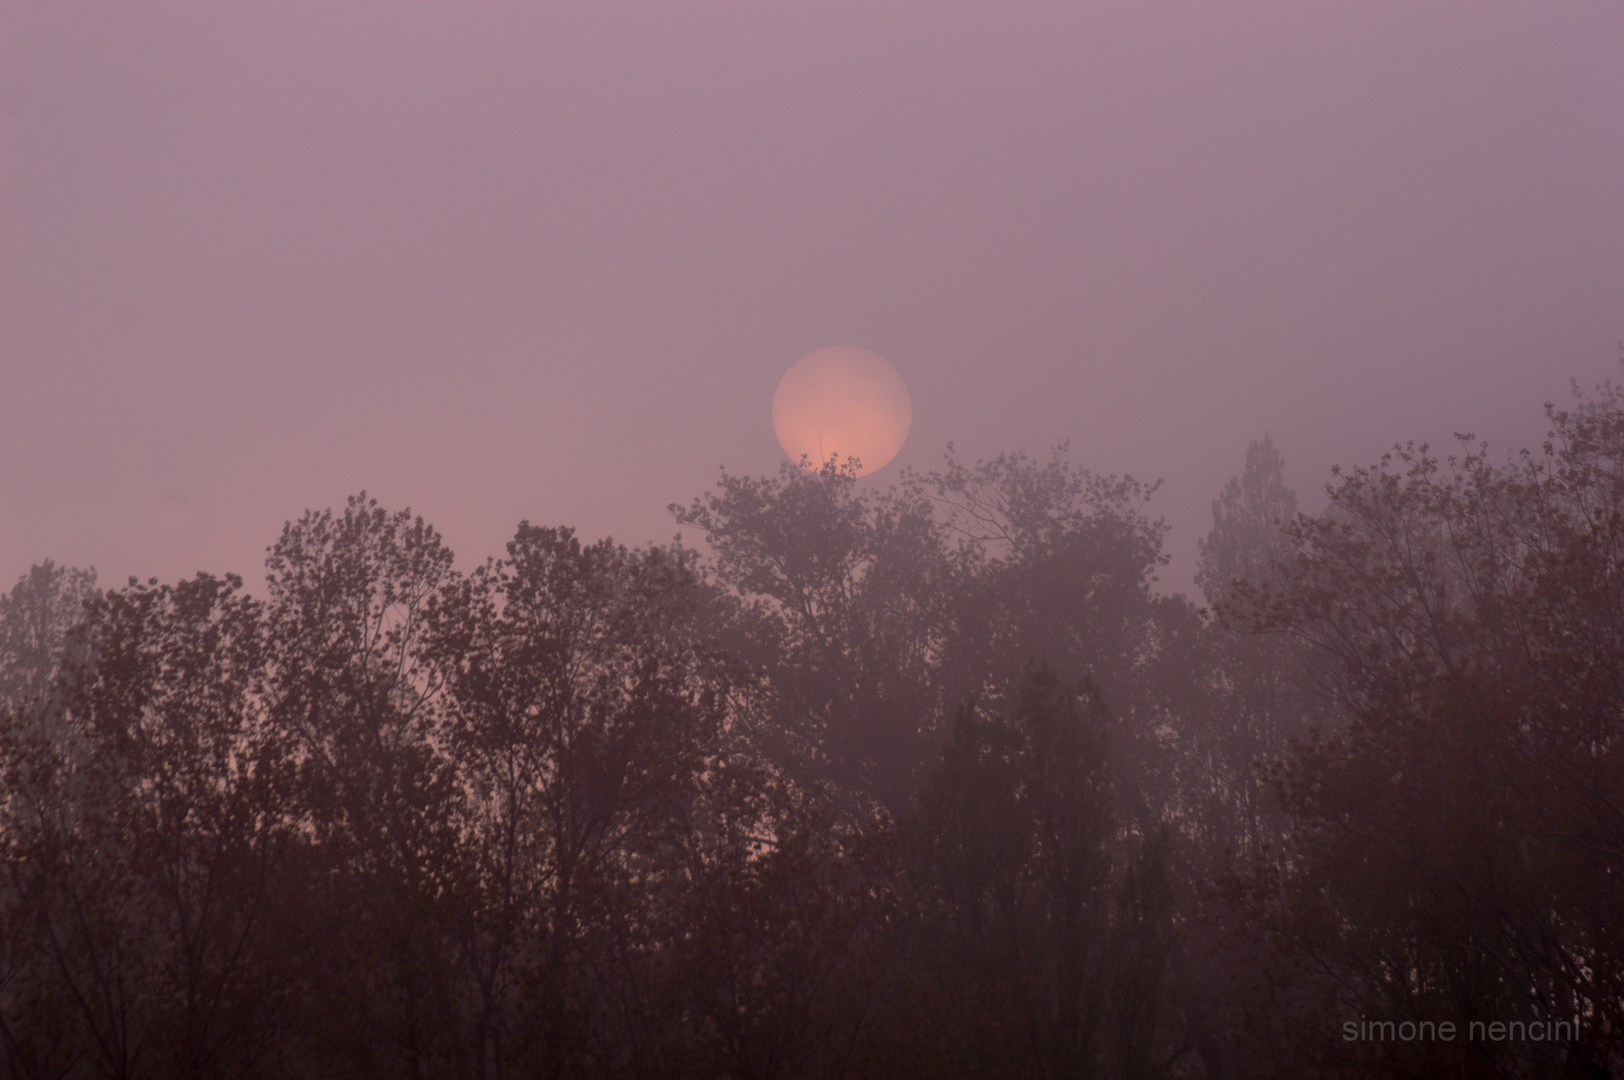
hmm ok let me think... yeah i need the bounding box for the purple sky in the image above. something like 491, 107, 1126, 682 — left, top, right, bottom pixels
3, 1, 1621, 596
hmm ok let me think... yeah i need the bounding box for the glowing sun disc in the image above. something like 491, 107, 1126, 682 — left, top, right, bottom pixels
771, 346, 912, 476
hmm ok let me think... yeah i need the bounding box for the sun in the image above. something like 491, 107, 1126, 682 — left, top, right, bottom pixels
771, 346, 912, 477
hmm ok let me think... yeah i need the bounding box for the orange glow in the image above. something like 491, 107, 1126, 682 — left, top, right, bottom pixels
771, 346, 912, 476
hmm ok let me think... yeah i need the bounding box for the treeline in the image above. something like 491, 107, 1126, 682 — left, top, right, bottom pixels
0, 382, 1620, 1078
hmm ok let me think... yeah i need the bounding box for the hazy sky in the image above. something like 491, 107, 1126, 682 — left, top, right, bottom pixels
3, 1, 1621, 595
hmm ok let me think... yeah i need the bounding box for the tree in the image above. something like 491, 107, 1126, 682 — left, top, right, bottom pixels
675, 446, 1197, 825
1189, 435, 1325, 860
673, 458, 950, 813
917, 444, 1172, 713
0, 561, 97, 712
0, 572, 297, 1080
910, 445, 1202, 836
908, 665, 1180, 1080
424, 524, 740, 1076
0, 562, 101, 1074
262, 493, 465, 1077
1227, 385, 1624, 1077
1195, 435, 1297, 609
649, 769, 903, 1080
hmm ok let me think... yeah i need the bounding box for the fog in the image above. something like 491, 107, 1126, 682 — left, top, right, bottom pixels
5, 8, 1624, 1074
4, 1, 1619, 591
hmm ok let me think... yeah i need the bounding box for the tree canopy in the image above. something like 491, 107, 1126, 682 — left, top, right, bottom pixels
1, 380, 1620, 1078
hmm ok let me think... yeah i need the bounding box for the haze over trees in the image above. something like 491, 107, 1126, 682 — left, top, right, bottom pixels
1, 380, 1620, 1078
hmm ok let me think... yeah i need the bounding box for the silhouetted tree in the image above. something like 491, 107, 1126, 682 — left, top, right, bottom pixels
909, 446, 1203, 835
1227, 386, 1624, 1077
673, 458, 950, 813
0, 573, 296, 1079
906, 666, 1181, 1080
20, 378, 1622, 1080
262, 494, 465, 1077
646, 770, 902, 1080
677, 447, 1200, 825
423, 524, 742, 1076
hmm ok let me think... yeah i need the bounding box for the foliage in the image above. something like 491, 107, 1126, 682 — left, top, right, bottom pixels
1, 376, 1619, 1078
0, 572, 294, 1079
1225, 386, 1624, 1077
673, 457, 951, 813
908, 665, 1180, 1079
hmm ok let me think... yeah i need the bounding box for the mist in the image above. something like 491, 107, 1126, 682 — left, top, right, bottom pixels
2, 3, 1623, 1077
4, 1, 1619, 591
